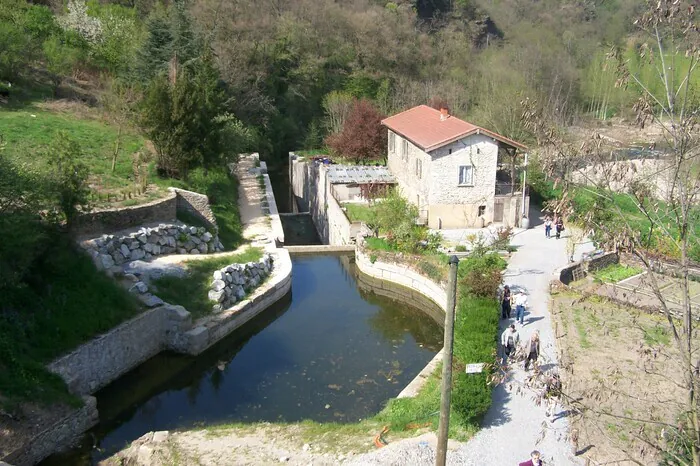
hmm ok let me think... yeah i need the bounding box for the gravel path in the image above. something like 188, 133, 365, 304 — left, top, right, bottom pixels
348, 213, 594, 466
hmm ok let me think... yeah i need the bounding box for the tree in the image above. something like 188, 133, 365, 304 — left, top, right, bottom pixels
326, 99, 386, 164
523, 1, 700, 463
322, 91, 354, 136
101, 79, 139, 172
47, 133, 90, 226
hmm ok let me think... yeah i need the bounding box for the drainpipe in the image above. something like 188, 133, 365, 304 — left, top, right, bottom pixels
521, 152, 529, 221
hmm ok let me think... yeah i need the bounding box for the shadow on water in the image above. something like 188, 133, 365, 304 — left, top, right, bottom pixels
42, 255, 442, 465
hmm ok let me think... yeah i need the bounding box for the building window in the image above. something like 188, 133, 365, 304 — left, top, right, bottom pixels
415, 159, 422, 179
389, 132, 395, 153
458, 165, 474, 186
478, 205, 486, 216
448, 148, 452, 155
402, 139, 408, 160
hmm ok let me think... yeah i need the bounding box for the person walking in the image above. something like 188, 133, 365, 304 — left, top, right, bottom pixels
501, 285, 512, 319
519, 450, 544, 466
544, 372, 562, 423
501, 324, 519, 360
524, 330, 540, 370
544, 215, 552, 239
514, 290, 528, 325
555, 216, 564, 239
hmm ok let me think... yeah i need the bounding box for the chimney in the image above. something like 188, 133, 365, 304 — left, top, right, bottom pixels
440, 107, 449, 121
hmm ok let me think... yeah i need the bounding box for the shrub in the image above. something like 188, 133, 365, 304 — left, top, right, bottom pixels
460, 267, 503, 298
325, 99, 386, 164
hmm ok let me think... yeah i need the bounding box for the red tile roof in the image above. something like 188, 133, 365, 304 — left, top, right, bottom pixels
381, 105, 528, 153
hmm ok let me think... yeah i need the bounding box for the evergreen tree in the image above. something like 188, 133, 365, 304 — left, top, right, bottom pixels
134, 10, 172, 82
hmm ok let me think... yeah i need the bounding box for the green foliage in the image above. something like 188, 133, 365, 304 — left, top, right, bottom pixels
153, 248, 263, 318
0, 232, 141, 407
47, 133, 91, 225
457, 252, 507, 298
643, 325, 670, 347
343, 203, 374, 223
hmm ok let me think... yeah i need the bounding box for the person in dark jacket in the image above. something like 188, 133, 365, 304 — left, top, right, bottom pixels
555, 216, 564, 239
519, 450, 543, 466
524, 330, 540, 370
501, 285, 512, 319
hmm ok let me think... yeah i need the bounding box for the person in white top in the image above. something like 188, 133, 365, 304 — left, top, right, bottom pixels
514, 291, 528, 325
500, 324, 520, 359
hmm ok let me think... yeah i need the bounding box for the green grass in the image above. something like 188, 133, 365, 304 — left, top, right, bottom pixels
170, 168, 244, 250
343, 203, 373, 223
643, 325, 671, 346
153, 248, 263, 318
573, 308, 592, 349
0, 233, 142, 408
0, 107, 167, 196
593, 263, 642, 283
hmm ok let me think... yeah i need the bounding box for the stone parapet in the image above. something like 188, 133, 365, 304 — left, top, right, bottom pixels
168, 187, 218, 232
208, 254, 273, 313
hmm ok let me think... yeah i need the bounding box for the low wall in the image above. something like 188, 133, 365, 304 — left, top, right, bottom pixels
328, 194, 355, 245
3, 397, 98, 466
260, 163, 285, 246
73, 192, 177, 237
177, 248, 293, 355
47, 305, 191, 396
354, 244, 447, 398
169, 188, 217, 232
558, 251, 619, 285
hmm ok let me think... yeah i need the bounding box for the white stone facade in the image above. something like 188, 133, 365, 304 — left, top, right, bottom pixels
387, 131, 503, 228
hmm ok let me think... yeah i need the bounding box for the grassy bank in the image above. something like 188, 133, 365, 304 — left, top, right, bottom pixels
0, 233, 142, 408
153, 248, 263, 319
592, 263, 642, 283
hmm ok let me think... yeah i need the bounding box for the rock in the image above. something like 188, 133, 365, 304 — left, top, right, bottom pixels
129, 281, 148, 294
139, 294, 164, 308
124, 273, 139, 283
145, 253, 152, 260
213, 270, 224, 281
208, 289, 225, 302
100, 254, 115, 269
137, 234, 147, 244
162, 246, 175, 254
129, 241, 141, 250
151, 431, 169, 443
197, 242, 208, 253
147, 234, 159, 244
166, 236, 176, 248
178, 248, 188, 254
202, 232, 213, 242
225, 274, 233, 283
189, 249, 200, 255
189, 226, 198, 234
302, 444, 310, 452
152, 244, 161, 255
184, 240, 195, 251
190, 235, 202, 245
212, 304, 223, 313
143, 243, 154, 253
119, 244, 131, 258
157, 236, 168, 245
131, 249, 146, 260
235, 286, 246, 299
211, 279, 226, 292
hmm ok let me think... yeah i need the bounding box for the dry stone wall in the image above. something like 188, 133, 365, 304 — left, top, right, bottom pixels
81, 223, 224, 270
209, 254, 273, 313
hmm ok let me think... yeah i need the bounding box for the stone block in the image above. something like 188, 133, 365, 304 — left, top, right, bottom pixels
208, 289, 225, 302
197, 242, 208, 253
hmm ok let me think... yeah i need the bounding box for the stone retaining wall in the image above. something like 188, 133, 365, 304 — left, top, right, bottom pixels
177, 248, 293, 355
209, 254, 273, 313
354, 243, 447, 399
3, 397, 98, 466
558, 251, 619, 285
47, 305, 191, 396
73, 192, 177, 237
169, 187, 217, 231
81, 223, 223, 270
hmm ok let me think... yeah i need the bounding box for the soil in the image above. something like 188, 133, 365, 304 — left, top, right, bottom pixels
0, 399, 75, 459
550, 289, 693, 465
99, 423, 402, 466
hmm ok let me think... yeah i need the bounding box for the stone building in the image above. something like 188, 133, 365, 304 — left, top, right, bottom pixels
382, 105, 529, 229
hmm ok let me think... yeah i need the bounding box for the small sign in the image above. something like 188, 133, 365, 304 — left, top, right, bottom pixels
465, 363, 484, 374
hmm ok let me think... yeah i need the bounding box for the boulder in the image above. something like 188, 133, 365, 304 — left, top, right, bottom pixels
129, 281, 149, 294
137, 234, 147, 244
213, 270, 224, 280
202, 232, 213, 242
190, 235, 201, 245
131, 249, 146, 261
120, 244, 131, 259
208, 289, 225, 302
197, 242, 208, 253
211, 279, 226, 292
189, 226, 198, 234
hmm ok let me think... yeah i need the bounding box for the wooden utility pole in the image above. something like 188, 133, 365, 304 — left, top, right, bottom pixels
436, 255, 459, 466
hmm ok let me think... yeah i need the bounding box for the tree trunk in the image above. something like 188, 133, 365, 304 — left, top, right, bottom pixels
111, 124, 122, 173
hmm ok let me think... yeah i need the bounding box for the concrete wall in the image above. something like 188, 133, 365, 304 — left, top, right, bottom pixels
260, 167, 285, 246
73, 192, 177, 237
558, 251, 619, 285
289, 155, 359, 245
3, 397, 98, 466
169, 188, 218, 231
47, 305, 192, 396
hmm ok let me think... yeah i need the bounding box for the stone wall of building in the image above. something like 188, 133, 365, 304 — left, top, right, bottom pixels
73, 192, 178, 237
3, 397, 99, 466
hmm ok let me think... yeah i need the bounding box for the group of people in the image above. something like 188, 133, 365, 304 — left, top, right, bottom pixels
500, 324, 541, 370
500, 285, 529, 324
543, 214, 564, 239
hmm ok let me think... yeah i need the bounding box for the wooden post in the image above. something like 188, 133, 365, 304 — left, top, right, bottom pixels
436, 255, 460, 466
